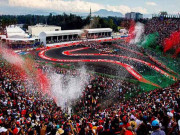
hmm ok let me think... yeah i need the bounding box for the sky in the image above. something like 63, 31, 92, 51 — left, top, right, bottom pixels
0, 0, 179, 15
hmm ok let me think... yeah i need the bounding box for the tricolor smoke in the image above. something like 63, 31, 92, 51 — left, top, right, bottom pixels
140, 32, 159, 48
130, 22, 145, 44
126, 21, 144, 45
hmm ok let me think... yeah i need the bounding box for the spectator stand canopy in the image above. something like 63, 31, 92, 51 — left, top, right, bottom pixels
39, 28, 113, 46
5, 37, 38, 50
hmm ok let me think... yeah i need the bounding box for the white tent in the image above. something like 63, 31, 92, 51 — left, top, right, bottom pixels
6, 25, 29, 38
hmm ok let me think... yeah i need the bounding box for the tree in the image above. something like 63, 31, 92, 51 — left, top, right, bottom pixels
107, 19, 118, 32
89, 16, 99, 28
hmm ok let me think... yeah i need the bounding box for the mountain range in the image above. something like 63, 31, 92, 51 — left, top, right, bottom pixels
0, 7, 152, 18
30, 9, 124, 17
75, 9, 124, 18
93, 9, 123, 17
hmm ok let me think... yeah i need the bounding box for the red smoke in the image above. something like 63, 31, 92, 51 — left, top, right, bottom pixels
0, 46, 51, 95
126, 21, 135, 43
36, 69, 50, 95
163, 30, 180, 56
0, 47, 27, 80
173, 48, 180, 58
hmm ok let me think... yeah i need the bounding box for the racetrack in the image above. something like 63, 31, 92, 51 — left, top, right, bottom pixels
38, 41, 177, 88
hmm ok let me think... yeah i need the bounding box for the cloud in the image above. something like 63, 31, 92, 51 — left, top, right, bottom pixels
132, 7, 147, 14
9, 0, 103, 13
9, 0, 147, 14
106, 5, 131, 14
0, 0, 8, 5
146, 2, 157, 6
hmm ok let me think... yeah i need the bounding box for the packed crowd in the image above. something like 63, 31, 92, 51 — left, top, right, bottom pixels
75, 81, 180, 135
46, 37, 81, 44
45, 33, 111, 45
0, 58, 137, 135
81, 41, 116, 54
0, 54, 179, 135
86, 35, 111, 39
145, 17, 180, 46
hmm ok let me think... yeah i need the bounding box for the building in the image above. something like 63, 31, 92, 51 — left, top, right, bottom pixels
125, 13, 131, 20
125, 12, 143, 20
28, 24, 61, 37
1, 24, 113, 49
39, 30, 81, 45
131, 12, 136, 20
39, 28, 113, 46
136, 13, 143, 20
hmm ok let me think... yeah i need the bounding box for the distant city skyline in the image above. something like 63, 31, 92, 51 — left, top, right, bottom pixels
0, 0, 179, 15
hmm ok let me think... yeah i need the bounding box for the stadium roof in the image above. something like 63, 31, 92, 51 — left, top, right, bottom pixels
29, 24, 61, 28
86, 28, 112, 33
5, 37, 37, 41
44, 30, 82, 36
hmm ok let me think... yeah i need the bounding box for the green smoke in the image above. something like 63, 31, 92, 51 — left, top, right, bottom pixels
139, 32, 159, 49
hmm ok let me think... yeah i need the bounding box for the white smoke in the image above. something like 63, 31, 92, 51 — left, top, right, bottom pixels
50, 66, 90, 109
130, 22, 144, 44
